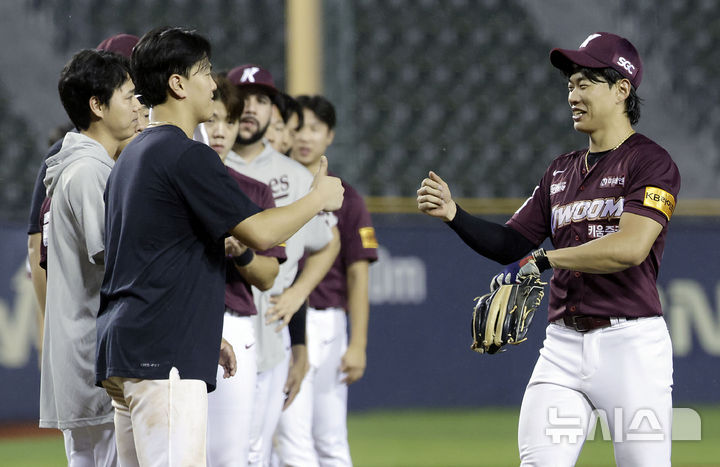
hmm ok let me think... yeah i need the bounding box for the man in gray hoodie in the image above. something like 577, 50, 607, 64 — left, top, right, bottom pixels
41, 49, 140, 466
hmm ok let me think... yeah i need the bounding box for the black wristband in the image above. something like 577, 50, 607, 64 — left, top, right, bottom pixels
232, 248, 255, 267
532, 248, 552, 272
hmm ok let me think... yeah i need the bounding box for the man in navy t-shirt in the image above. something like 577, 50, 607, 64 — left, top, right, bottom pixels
96, 27, 344, 467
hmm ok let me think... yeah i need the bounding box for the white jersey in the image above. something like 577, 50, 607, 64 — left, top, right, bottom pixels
40, 132, 115, 429
225, 143, 334, 371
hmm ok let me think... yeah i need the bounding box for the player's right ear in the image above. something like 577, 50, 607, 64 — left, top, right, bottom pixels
167, 74, 185, 99
89, 96, 103, 119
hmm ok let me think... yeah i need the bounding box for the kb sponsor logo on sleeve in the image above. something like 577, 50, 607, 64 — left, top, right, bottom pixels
643, 187, 676, 220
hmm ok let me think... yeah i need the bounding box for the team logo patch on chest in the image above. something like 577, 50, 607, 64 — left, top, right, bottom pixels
551, 197, 624, 234
550, 182, 567, 195
600, 175, 625, 188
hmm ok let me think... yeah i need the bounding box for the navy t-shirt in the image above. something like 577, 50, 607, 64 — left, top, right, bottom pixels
96, 125, 261, 391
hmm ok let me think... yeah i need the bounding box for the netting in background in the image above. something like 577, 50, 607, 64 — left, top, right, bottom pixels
1, 0, 286, 224
322, 0, 720, 199
325, 0, 582, 198
1, 0, 719, 223
624, 0, 720, 173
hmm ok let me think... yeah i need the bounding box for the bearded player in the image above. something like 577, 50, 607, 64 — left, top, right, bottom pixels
224, 64, 340, 467
418, 32, 679, 466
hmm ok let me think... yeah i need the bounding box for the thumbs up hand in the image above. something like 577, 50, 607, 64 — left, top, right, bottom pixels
311, 155, 344, 212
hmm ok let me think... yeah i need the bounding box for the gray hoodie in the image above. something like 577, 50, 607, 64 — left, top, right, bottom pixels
40, 131, 116, 429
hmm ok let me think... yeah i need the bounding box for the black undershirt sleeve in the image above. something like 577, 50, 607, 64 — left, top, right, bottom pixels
446, 204, 537, 265
288, 302, 307, 346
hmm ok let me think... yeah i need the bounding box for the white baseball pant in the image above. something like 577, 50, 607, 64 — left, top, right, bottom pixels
207, 313, 257, 466
62, 423, 116, 467
275, 308, 352, 467
102, 367, 208, 467
518, 316, 673, 466
248, 327, 291, 467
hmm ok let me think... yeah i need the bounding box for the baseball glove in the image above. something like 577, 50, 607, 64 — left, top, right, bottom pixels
471, 274, 546, 354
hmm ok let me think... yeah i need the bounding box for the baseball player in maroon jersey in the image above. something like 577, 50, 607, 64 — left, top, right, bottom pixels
275, 95, 379, 467
418, 32, 680, 466
203, 74, 288, 466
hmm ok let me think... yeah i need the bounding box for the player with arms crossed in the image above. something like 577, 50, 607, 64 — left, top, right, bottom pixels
417, 32, 679, 466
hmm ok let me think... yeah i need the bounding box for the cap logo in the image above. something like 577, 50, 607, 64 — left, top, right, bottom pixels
616, 56, 636, 75
579, 33, 601, 49
240, 66, 260, 83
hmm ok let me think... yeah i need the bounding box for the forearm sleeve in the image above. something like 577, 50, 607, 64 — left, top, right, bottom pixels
288, 302, 307, 346
446, 204, 536, 264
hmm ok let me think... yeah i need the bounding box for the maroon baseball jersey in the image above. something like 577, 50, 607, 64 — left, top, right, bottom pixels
507, 133, 680, 321
308, 175, 378, 310
225, 166, 286, 316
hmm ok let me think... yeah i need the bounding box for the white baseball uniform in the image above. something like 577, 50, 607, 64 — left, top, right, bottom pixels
274, 176, 378, 467
504, 133, 680, 465
206, 165, 286, 467
224, 142, 334, 466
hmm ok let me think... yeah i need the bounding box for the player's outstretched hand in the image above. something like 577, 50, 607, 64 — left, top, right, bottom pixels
218, 337, 237, 378
417, 171, 457, 221
283, 344, 310, 410
311, 155, 344, 212
340, 344, 366, 385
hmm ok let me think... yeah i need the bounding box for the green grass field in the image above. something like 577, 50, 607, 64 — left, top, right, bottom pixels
1, 406, 718, 466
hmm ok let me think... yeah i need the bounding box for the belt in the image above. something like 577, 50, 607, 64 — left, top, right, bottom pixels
559, 314, 637, 333
309, 306, 344, 312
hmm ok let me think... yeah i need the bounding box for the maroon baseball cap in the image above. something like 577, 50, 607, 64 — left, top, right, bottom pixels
227, 64, 279, 95
550, 32, 643, 89
96, 34, 139, 59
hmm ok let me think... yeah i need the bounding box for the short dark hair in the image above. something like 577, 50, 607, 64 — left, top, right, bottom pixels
295, 95, 336, 130
566, 65, 642, 125
272, 92, 304, 130
131, 26, 211, 107
58, 49, 131, 131
212, 74, 243, 121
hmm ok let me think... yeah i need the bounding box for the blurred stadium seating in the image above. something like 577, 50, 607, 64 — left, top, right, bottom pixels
0, 0, 718, 222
